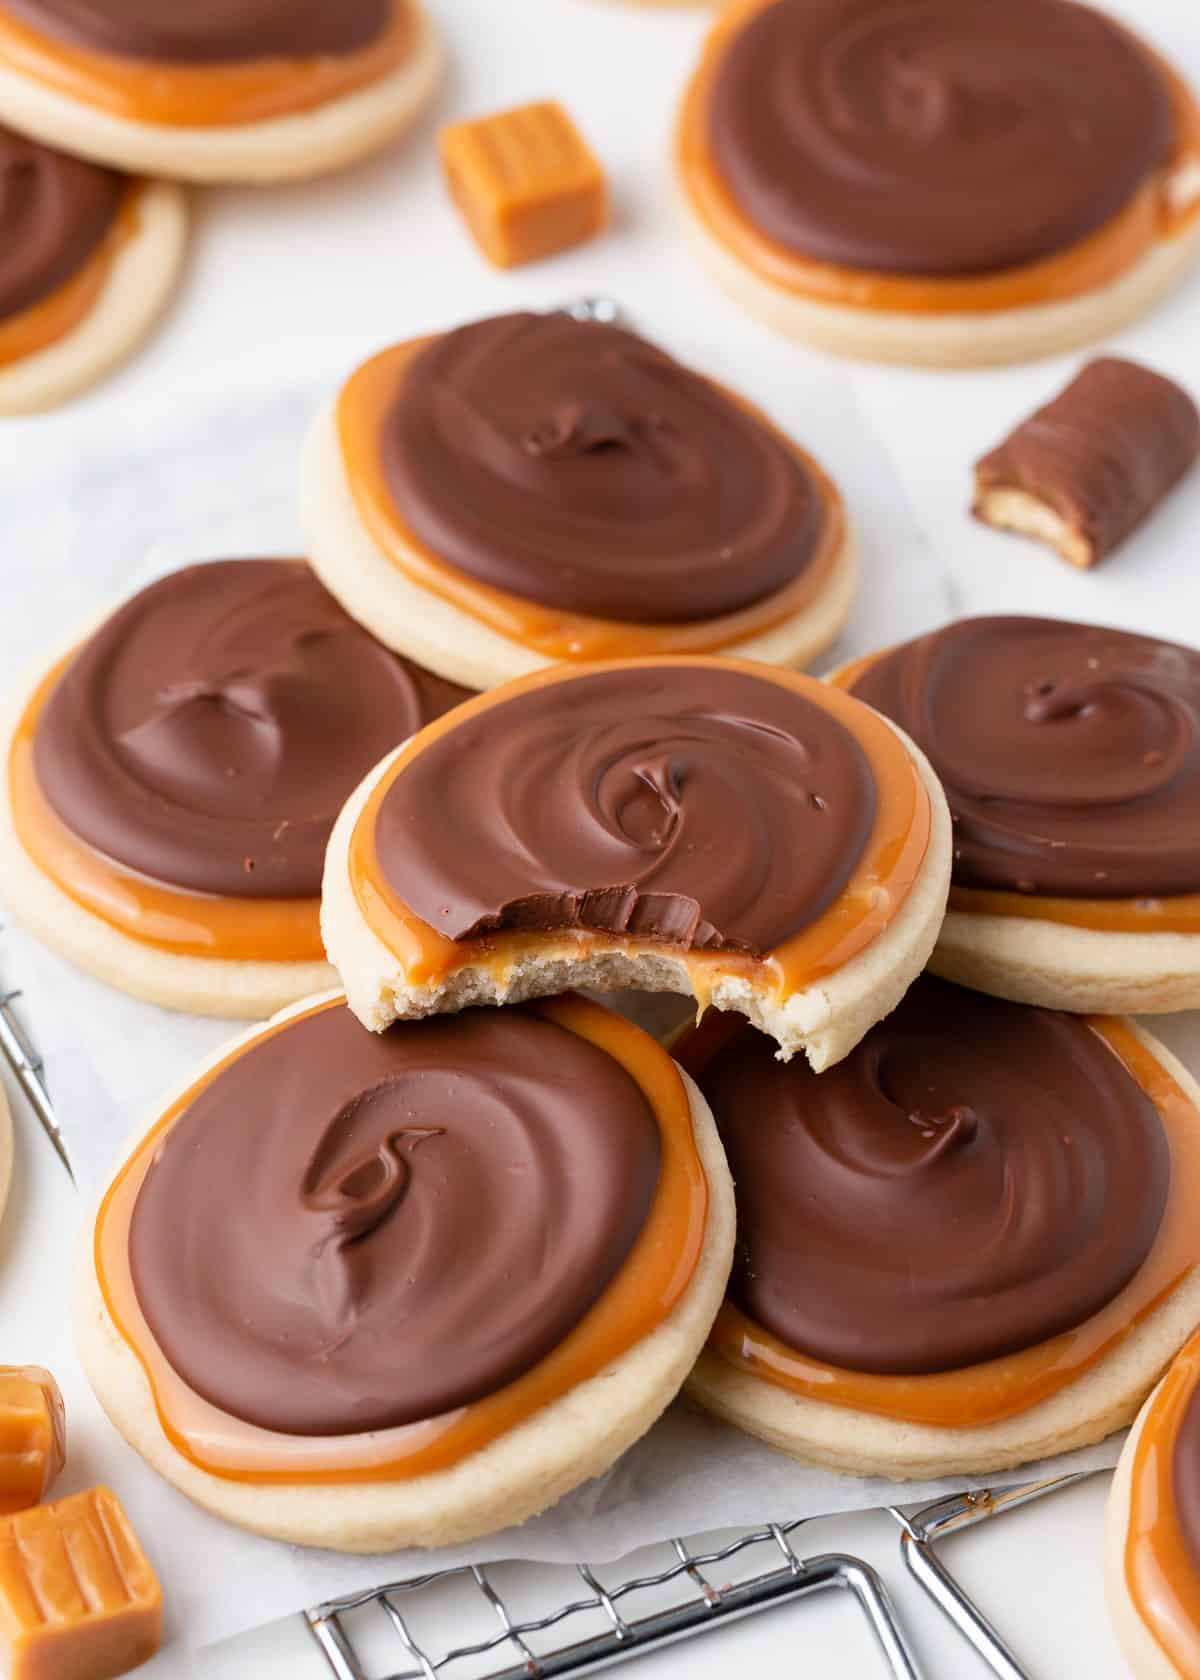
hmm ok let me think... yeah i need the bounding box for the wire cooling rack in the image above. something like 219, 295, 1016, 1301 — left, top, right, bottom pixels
302, 1475, 1092, 1680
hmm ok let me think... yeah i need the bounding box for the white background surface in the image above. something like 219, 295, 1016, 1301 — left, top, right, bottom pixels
4, 0, 1200, 1674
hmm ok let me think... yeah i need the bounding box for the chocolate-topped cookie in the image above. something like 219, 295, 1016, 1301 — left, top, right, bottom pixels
834, 616, 1200, 1014
1, 558, 473, 1016
302, 310, 856, 689
675, 0, 1200, 365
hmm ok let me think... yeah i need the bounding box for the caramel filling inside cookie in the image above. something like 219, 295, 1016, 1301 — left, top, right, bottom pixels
0, 0, 416, 128
94, 995, 708, 1481
335, 323, 847, 660
348, 659, 930, 1003
697, 1011, 1200, 1425
677, 0, 1200, 316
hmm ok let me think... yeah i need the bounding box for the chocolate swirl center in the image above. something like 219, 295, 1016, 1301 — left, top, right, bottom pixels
0, 0, 390, 62
706, 0, 1173, 276
128, 1004, 661, 1434
701, 977, 1169, 1373
373, 665, 876, 953
850, 615, 1200, 898
0, 124, 122, 321
34, 559, 471, 899
379, 312, 827, 623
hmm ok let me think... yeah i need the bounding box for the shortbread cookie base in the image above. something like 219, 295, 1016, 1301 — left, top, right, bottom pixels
932, 909, 1200, 1016
74, 1002, 735, 1552
321, 725, 952, 1070
0, 180, 186, 415
0, 637, 335, 1019
687, 1025, 1200, 1479
300, 400, 859, 690
1106, 1392, 1187, 1680
677, 184, 1200, 368
0, 4, 441, 183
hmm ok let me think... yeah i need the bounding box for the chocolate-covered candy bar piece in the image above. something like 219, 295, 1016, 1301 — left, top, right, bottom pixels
973, 356, 1200, 568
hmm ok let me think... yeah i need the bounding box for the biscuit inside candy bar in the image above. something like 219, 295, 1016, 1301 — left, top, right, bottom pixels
972, 356, 1200, 568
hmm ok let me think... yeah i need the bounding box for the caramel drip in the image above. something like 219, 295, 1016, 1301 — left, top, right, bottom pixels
0, 0, 414, 128
706, 1019, 1200, 1425
1125, 1333, 1200, 1674
336, 339, 847, 660
9, 659, 324, 963
348, 657, 930, 999
93, 994, 707, 1482
0, 183, 138, 369
676, 0, 1200, 316
833, 649, 1200, 937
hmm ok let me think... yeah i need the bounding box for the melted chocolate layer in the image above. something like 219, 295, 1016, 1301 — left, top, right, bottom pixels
373, 665, 876, 951
128, 1003, 661, 1434
851, 616, 1200, 899
0, 0, 389, 62
706, 0, 1173, 276
380, 312, 827, 622
0, 123, 122, 321
975, 358, 1200, 566
1174, 1382, 1200, 1578
701, 977, 1169, 1373
34, 559, 471, 899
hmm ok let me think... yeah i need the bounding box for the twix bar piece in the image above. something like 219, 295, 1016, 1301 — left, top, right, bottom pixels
0, 1488, 162, 1680
439, 99, 608, 267
973, 356, 1200, 568
0, 1367, 65, 1516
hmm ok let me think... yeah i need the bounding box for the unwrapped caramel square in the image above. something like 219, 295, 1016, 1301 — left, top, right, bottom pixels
0, 1487, 162, 1680
439, 100, 608, 267
0, 1367, 65, 1515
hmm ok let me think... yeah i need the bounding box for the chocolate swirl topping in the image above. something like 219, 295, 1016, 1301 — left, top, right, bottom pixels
850, 616, 1200, 899
0, 0, 390, 62
0, 124, 122, 322
379, 312, 827, 622
701, 977, 1169, 1373
705, 0, 1174, 276
373, 664, 875, 952
34, 559, 471, 899
128, 1003, 661, 1434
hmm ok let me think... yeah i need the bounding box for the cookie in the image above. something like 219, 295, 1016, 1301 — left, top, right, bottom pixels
833, 617, 1200, 1015
0, 559, 472, 1018
75, 992, 735, 1551
675, 0, 1200, 367
1107, 1331, 1200, 1678
0, 126, 184, 414
0, 0, 441, 183
685, 978, 1200, 1479
323, 657, 951, 1069
301, 310, 857, 690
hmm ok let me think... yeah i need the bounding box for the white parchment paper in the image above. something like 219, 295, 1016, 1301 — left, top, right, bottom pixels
2, 345, 1190, 1651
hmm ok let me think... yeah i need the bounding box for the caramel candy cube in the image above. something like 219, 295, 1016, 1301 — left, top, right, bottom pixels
439, 100, 608, 267
0, 1488, 162, 1680
0, 1368, 65, 1515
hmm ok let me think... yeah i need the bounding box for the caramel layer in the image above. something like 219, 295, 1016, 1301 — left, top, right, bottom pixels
707, 1019, 1200, 1426
833, 648, 1200, 936
0, 184, 138, 369
0, 1369, 65, 1516
9, 659, 324, 963
336, 339, 847, 660
676, 0, 1200, 316
0, 0, 414, 128
94, 994, 708, 1482
1125, 1333, 1200, 1674
349, 657, 929, 999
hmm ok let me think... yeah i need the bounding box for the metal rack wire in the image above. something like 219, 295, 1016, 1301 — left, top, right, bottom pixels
302, 1475, 1090, 1680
